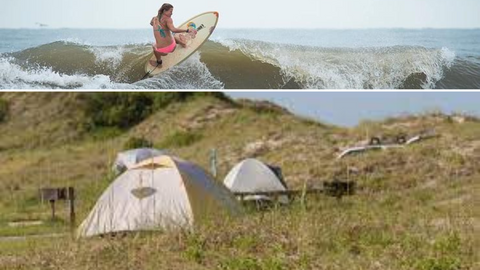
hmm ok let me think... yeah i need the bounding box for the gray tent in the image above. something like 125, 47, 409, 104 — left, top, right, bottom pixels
223, 158, 289, 204
112, 148, 167, 174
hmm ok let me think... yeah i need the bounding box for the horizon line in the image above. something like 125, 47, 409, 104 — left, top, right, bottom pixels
1, 27, 480, 31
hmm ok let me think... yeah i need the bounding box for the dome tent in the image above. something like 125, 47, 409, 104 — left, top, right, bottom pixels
112, 148, 167, 174
223, 158, 289, 204
78, 155, 241, 237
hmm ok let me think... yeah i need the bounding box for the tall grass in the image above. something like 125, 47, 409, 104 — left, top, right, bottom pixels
0, 194, 474, 270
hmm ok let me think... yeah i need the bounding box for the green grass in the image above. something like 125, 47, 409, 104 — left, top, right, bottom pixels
0, 195, 475, 269
157, 130, 204, 149
122, 136, 153, 149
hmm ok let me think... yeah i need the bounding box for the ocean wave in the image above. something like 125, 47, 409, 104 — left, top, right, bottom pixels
214, 38, 456, 89
57, 38, 93, 47
0, 57, 124, 89
1, 39, 479, 89
0, 44, 222, 89
88, 46, 128, 70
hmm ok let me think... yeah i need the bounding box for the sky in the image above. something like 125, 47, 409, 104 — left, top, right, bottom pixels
226, 92, 480, 127
1, 0, 480, 29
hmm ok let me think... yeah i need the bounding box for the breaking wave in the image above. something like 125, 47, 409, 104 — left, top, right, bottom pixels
0, 39, 478, 89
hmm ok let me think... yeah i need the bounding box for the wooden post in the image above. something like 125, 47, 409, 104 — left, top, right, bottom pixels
210, 148, 217, 178
49, 200, 56, 220
68, 187, 75, 225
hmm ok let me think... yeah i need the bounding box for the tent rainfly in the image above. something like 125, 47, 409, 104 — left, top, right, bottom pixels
223, 158, 289, 204
78, 155, 241, 237
112, 148, 167, 174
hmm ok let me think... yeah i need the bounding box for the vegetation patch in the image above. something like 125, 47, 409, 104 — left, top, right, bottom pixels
123, 137, 153, 150
82, 93, 155, 130
89, 127, 124, 140
237, 99, 290, 116
82, 92, 231, 131
0, 98, 8, 123
183, 233, 207, 264
157, 130, 203, 148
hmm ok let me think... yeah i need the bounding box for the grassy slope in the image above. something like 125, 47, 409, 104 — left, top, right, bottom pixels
0, 93, 86, 150
0, 93, 477, 270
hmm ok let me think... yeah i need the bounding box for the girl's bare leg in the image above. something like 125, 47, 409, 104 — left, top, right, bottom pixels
150, 45, 166, 66
175, 34, 188, 48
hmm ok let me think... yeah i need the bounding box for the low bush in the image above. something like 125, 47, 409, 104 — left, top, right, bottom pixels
83, 93, 154, 130
82, 93, 231, 131
123, 137, 153, 150
157, 130, 203, 148
0, 98, 9, 122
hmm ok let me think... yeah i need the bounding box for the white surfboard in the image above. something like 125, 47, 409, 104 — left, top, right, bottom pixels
144, 11, 219, 77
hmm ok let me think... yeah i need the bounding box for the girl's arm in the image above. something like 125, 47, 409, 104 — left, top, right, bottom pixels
166, 18, 189, 33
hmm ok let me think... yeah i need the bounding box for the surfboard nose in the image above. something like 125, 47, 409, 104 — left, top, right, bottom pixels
213, 12, 219, 17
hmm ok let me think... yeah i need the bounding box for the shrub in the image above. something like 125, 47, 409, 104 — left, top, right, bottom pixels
82, 93, 231, 131
0, 98, 9, 122
152, 92, 232, 110
183, 234, 206, 264
157, 130, 203, 148
237, 99, 289, 116
83, 93, 154, 130
151, 92, 192, 110
123, 137, 153, 150
415, 257, 461, 270
89, 127, 123, 141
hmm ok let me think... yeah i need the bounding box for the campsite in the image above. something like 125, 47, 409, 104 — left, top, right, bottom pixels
0, 93, 477, 269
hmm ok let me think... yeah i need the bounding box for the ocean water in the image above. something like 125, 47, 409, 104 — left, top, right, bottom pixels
0, 28, 479, 89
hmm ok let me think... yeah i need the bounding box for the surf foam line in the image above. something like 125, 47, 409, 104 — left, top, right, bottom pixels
88, 46, 128, 70
87, 43, 152, 71
0, 57, 133, 89
134, 52, 224, 89
215, 39, 455, 89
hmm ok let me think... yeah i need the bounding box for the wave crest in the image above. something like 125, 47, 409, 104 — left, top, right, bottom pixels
0, 57, 122, 89
215, 39, 456, 89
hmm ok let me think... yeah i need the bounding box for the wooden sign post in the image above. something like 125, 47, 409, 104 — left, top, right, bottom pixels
40, 187, 75, 224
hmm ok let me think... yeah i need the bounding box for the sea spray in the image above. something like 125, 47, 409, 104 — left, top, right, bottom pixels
0, 57, 119, 89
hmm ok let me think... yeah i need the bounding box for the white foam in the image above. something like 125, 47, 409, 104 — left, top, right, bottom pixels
58, 38, 152, 48
58, 38, 93, 46
216, 39, 456, 89
88, 46, 127, 70
0, 52, 220, 89
134, 52, 224, 89
0, 57, 130, 89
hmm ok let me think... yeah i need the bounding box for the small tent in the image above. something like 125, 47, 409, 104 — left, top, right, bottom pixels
223, 158, 289, 204
112, 148, 166, 174
78, 155, 241, 237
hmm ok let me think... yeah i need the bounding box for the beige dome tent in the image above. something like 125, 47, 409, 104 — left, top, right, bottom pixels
78, 155, 241, 237
223, 158, 289, 204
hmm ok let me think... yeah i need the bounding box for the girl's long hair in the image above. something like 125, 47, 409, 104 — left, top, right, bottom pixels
158, 3, 173, 20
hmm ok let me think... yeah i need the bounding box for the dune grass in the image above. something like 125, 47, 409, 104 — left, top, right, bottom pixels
0, 191, 475, 270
